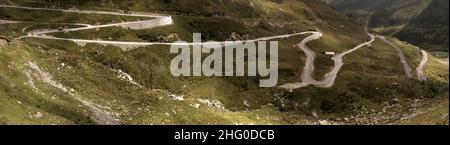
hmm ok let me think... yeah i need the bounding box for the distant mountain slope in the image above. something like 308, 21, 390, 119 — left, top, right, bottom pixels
395, 0, 449, 52
326, 0, 449, 52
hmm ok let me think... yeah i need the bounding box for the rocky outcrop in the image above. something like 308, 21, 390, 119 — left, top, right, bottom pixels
226, 32, 256, 41
0, 36, 9, 47
156, 33, 180, 43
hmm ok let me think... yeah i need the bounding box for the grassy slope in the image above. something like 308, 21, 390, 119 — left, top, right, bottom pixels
328, 0, 448, 53
328, 0, 432, 35
394, 0, 449, 52
0, 0, 448, 125
0, 7, 143, 25
368, 0, 432, 35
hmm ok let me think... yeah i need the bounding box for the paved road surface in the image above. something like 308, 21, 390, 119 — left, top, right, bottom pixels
1, 5, 320, 49
2, 5, 424, 90
279, 33, 376, 89
377, 36, 413, 78
417, 50, 428, 81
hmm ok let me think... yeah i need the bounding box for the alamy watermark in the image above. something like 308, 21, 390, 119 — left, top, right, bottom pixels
170, 33, 278, 87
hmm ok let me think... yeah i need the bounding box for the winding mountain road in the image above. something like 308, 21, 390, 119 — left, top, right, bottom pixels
436, 58, 449, 65
377, 36, 413, 78
1, 5, 323, 51
0, 5, 162, 18
0, 5, 172, 38
2, 4, 375, 90
24, 16, 173, 36
417, 50, 428, 81
279, 32, 376, 89
1, 4, 429, 90
377, 36, 431, 81
0, 20, 17, 24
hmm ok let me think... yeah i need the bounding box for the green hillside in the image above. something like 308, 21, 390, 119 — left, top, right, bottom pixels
395, 0, 449, 52
0, 0, 448, 125
327, 0, 449, 53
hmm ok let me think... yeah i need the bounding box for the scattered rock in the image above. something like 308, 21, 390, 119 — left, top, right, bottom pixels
114, 69, 141, 87
34, 112, 43, 118
191, 104, 201, 109
198, 98, 226, 110
442, 114, 449, 120
243, 100, 251, 107
156, 33, 180, 42
0, 38, 7, 47
26, 61, 120, 125
393, 98, 399, 102
318, 120, 330, 125
344, 118, 350, 121
227, 32, 256, 41
169, 93, 184, 101
311, 111, 319, 119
